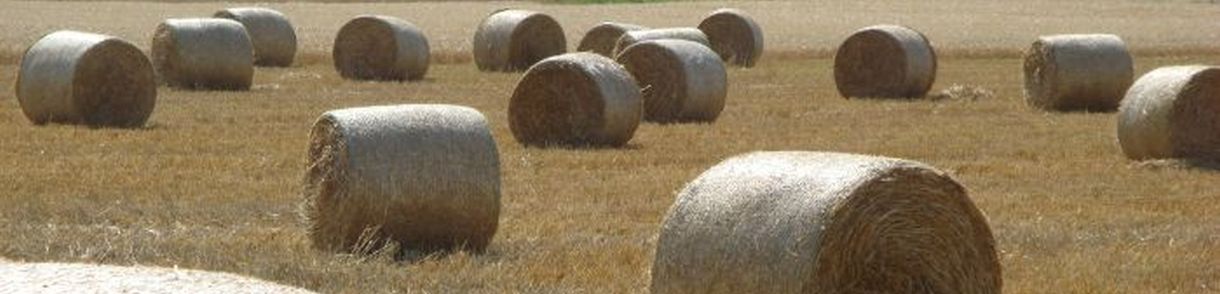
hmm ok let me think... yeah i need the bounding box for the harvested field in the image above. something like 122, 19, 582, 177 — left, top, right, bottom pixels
0, 0, 1217, 293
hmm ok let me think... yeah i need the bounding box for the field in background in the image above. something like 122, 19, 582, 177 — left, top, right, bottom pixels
1, 0, 1218, 293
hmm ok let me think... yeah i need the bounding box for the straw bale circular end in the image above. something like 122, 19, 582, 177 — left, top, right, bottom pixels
151, 18, 254, 90
613, 28, 709, 58
16, 30, 156, 127
616, 39, 726, 123
697, 8, 763, 67
302, 104, 501, 254
509, 53, 642, 147
214, 7, 298, 67
833, 25, 937, 99
333, 15, 430, 81
1023, 34, 1133, 111
1117, 66, 1220, 160
651, 151, 1001, 293
473, 9, 566, 72
578, 22, 647, 57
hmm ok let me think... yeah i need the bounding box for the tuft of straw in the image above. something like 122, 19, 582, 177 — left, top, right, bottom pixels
652, 151, 1002, 294
697, 8, 764, 67
613, 28, 709, 58
472, 9, 566, 72
1117, 65, 1220, 160
151, 18, 254, 90
616, 39, 727, 123
508, 53, 642, 147
833, 25, 937, 99
1023, 34, 1133, 111
302, 104, 501, 254
15, 30, 156, 127
928, 84, 994, 102
214, 7, 298, 67
577, 22, 647, 57
333, 15, 430, 81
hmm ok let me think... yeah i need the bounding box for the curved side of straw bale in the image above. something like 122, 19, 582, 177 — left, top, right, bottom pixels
333, 15, 430, 81
302, 104, 501, 254
697, 8, 763, 67
1117, 66, 1220, 160
15, 30, 156, 127
151, 18, 254, 90
652, 151, 1001, 294
1023, 34, 1133, 111
613, 28, 710, 58
0, 262, 315, 293
833, 25, 937, 99
472, 9, 566, 72
508, 53, 642, 147
214, 7, 297, 67
616, 39, 726, 123
577, 22, 647, 57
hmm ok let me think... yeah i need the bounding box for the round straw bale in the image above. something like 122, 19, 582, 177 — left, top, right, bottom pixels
509, 53, 642, 147
833, 25, 937, 99
0, 262, 314, 293
652, 151, 1002, 294
15, 30, 156, 127
577, 22, 647, 57
333, 15, 430, 81
613, 28, 710, 58
1023, 34, 1133, 111
697, 8, 763, 67
472, 9, 566, 72
616, 39, 726, 123
151, 18, 253, 90
214, 7, 297, 67
1117, 65, 1220, 160
302, 104, 500, 254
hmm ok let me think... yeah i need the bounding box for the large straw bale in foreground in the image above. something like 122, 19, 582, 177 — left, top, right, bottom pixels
151, 18, 254, 90
473, 9, 565, 72
616, 39, 726, 123
15, 31, 156, 127
578, 22, 647, 57
1117, 66, 1220, 160
697, 8, 763, 67
834, 25, 936, 99
333, 15, 430, 81
613, 28, 709, 58
652, 151, 1002, 293
214, 7, 297, 67
1024, 34, 1133, 111
0, 262, 314, 293
509, 53, 642, 147
302, 104, 501, 254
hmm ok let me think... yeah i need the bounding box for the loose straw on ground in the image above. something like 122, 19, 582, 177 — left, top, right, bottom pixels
1117, 65, 1220, 160
508, 53, 642, 147
473, 9, 565, 72
333, 15, 430, 81
0, 262, 314, 293
652, 151, 1002, 293
834, 25, 936, 99
16, 30, 156, 128
302, 104, 501, 254
1024, 34, 1133, 111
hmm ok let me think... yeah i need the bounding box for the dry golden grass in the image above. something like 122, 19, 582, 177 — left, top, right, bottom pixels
1, 0, 1218, 293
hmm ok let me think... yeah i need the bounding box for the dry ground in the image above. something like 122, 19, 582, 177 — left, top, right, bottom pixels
1, 0, 1218, 293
